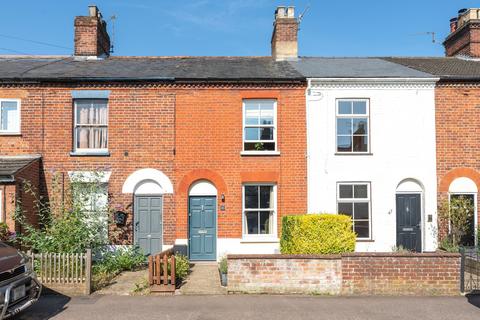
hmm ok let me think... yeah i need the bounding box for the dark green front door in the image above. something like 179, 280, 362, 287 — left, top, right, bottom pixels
189, 196, 216, 261
134, 196, 162, 256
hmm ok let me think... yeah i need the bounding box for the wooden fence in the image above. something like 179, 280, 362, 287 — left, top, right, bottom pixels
26, 249, 92, 295
148, 248, 176, 293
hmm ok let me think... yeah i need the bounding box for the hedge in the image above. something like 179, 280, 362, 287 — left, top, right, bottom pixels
280, 214, 356, 254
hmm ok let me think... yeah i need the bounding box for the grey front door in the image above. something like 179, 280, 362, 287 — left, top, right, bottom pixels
134, 196, 162, 256
189, 196, 217, 261
396, 194, 422, 252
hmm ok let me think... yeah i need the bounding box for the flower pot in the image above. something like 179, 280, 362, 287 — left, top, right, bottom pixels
219, 271, 228, 287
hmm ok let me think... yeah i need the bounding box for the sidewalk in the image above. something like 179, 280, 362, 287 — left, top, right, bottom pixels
18, 294, 480, 320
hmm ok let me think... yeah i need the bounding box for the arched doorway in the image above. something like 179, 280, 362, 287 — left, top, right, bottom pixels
449, 177, 478, 246
396, 179, 424, 252
122, 169, 173, 255
188, 180, 217, 261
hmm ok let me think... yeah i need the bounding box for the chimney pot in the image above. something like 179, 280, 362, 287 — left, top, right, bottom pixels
449, 17, 458, 33
286, 6, 295, 18
458, 8, 468, 15
89, 5, 98, 17
276, 6, 286, 19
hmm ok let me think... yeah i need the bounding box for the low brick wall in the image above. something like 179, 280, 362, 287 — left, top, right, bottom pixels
227, 252, 461, 296
227, 254, 342, 295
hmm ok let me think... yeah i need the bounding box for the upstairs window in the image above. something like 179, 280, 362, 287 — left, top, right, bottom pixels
0, 100, 20, 134
336, 99, 369, 153
74, 99, 108, 152
337, 182, 371, 239
243, 100, 276, 152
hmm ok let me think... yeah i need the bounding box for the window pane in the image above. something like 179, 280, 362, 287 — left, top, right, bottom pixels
353, 185, 368, 198
246, 211, 259, 234
260, 186, 273, 208
354, 221, 369, 238
353, 101, 367, 114
352, 135, 368, 152
337, 136, 352, 152
245, 127, 259, 140
338, 101, 352, 114
339, 185, 353, 198
259, 211, 271, 234
76, 127, 107, 149
337, 118, 352, 135
259, 127, 273, 141
338, 202, 353, 216
260, 103, 274, 125
1, 101, 18, 131
76, 100, 107, 125
245, 103, 259, 125
353, 118, 368, 134
354, 202, 369, 219
244, 186, 259, 209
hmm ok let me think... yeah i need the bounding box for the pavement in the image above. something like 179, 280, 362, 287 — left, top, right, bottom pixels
14, 294, 480, 320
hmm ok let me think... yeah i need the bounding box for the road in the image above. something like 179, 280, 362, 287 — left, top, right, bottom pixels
15, 294, 480, 320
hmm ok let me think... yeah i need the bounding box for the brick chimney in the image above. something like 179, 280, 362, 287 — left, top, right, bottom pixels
271, 6, 298, 61
444, 8, 480, 57
74, 5, 111, 58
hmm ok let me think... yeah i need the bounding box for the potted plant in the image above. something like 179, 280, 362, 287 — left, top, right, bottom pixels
218, 256, 228, 287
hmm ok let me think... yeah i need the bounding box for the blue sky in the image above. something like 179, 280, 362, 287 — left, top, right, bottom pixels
0, 0, 478, 57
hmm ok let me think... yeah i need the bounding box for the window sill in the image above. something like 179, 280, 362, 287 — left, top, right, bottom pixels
241, 237, 279, 243
356, 239, 374, 243
335, 152, 373, 156
240, 151, 281, 156
70, 151, 110, 157
0, 132, 21, 136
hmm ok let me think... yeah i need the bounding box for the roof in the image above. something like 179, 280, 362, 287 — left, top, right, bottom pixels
0, 155, 41, 182
383, 57, 480, 80
288, 57, 434, 78
0, 56, 304, 82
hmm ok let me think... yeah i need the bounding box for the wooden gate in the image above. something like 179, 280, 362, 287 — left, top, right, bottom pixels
148, 248, 176, 293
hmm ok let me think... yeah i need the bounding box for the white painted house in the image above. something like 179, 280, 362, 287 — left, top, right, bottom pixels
290, 58, 439, 252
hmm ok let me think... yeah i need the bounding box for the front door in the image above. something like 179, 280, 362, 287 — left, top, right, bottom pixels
189, 196, 217, 261
396, 194, 422, 252
134, 196, 163, 256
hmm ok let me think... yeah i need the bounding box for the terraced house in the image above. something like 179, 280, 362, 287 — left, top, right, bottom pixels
1, 5, 480, 259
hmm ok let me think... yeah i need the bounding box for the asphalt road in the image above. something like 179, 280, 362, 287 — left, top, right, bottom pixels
14, 294, 480, 320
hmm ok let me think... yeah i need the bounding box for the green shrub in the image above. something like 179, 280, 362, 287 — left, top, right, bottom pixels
280, 214, 356, 254
218, 256, 227, 274
0, 222, 13, 242
174, 254, 190, 280
438, 236, 459, 253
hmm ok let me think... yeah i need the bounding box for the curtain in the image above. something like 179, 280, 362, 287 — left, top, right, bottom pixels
76, 100, 108, 149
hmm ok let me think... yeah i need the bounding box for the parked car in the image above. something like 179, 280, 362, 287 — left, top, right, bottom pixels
0, 242, 41, 319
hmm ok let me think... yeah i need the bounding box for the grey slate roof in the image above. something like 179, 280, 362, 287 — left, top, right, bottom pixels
383, 57, 480, 80
0, 155, 40, 181
288, 57, 434, 78
0, 56, 304, 82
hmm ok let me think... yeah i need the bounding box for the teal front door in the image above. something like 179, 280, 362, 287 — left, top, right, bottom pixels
134, 196, 163, 256
189, 196, 217, 261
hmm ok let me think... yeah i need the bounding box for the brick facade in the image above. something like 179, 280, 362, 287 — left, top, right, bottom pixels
228, 253, 461, 295
435, 82, 480, 239
0, 82, 306, 249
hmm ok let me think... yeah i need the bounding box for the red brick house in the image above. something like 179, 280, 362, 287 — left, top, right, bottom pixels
388, 8, 480, 246
0, 6, 306, 259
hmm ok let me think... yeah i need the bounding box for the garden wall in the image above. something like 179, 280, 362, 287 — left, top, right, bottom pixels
227, 252, 461, 296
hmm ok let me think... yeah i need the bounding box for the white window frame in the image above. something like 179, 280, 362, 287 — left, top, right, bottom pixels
336, 182, 372, 240
242, 99, 278, 154
242, 183, 277, 240
0, 99, 21, 135
73, 99, 109, 154
335, 99, 370, 154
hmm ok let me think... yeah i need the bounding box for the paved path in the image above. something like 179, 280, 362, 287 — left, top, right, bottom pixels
94, 269, 149, 296
16, 294, 480, 320
179, 263, 226, 295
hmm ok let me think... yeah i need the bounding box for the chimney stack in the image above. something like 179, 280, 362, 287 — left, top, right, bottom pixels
74, 5, 111, 58
444, 8, 480, 58
271, 6, 298, 61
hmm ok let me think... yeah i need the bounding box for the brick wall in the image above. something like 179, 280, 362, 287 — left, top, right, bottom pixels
227, 254, 342, 294
228, 253, 461, 295
444, 23, 480, 57
435, 83, 480, 238
74, 16, 110, 56
341, 253, 460, 296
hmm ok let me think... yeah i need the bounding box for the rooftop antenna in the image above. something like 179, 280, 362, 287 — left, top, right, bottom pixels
110, 15, 116, 53
411, 31, 436, 43
297, 4, 311, 27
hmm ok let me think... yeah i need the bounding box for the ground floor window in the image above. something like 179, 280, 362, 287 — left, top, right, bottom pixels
449, 193, 476, 247
243, 184, 276, 236
337, 182, 371, 239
